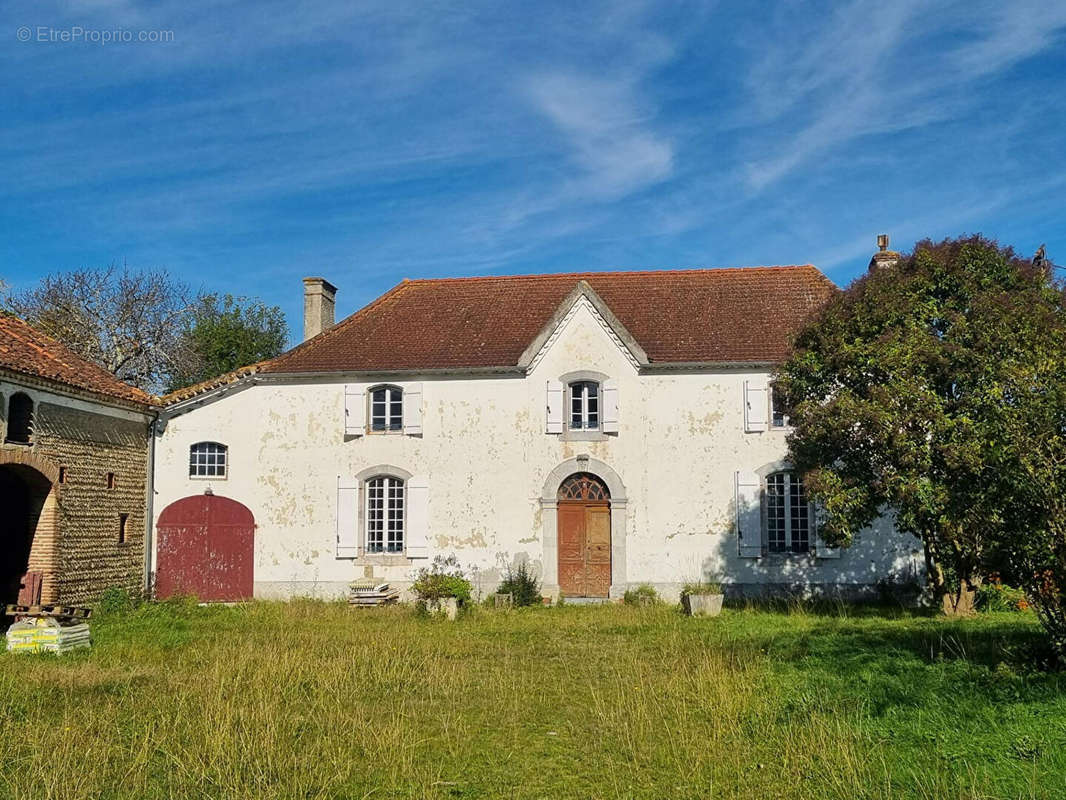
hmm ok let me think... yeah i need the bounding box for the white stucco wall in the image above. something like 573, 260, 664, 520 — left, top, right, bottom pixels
152, 300, 921, 601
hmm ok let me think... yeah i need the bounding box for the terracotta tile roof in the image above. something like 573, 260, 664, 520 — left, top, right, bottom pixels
0, 314, 152, 405
262, 265, 837, 373
160, 362, 265, 405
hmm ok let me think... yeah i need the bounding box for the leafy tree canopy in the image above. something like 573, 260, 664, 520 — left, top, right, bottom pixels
166, 293, 288, 393
778, 235, 1066, 651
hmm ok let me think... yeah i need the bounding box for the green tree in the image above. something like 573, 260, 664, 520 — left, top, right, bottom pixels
778, 236, 1066, 650
167, 294, 288, 392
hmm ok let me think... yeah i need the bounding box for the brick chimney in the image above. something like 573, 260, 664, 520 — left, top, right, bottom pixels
868, 234, 900, 272
302, 277, 337, 341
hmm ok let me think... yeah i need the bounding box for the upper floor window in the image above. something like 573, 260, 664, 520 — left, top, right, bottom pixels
190, 442, 228, 478
771, 384, 791, 429
766, 471, 810, 554
366, 475, 404, 553
370, 385, 403, 432
568, 381, 599, 430
5, 392, 33, 444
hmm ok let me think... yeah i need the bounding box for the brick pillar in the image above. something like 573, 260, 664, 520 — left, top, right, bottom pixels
26, 490, 60, 603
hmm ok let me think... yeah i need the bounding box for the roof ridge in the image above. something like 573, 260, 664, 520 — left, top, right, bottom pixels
402, 265, 821, 284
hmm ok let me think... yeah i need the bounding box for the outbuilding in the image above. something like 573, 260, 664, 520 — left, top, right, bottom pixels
0, 315, 154, 607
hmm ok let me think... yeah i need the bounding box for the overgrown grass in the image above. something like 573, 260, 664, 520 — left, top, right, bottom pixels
1, 600, 1063, 799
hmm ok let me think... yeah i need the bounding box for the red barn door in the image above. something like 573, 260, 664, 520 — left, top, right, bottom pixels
156, 494, 254, 601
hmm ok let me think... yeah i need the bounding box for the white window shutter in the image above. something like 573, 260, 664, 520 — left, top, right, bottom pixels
735, 470, 762, 558
337, 477, 359, 557
546, 380, 564, 434
744, 379, 769, 433
406, 477, 430, 559
602, 379, 620, 433
404, 382, 423, 435
813, 503, 840, 558
345, 384, 365, 436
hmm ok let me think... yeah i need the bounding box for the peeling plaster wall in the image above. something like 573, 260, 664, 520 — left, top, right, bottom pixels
153, 302, 920, 600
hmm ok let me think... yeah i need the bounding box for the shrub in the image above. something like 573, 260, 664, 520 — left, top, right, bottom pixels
623, 584, 660, 606
976, 581, 1030, 613
680, 580, 722, 599
411, 555, 473, 606
97, 586, 137, 614
496, 561, 542, 607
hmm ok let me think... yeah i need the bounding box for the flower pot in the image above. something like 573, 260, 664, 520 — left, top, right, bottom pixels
684, 593, 724, 617
426, 597, 459, 620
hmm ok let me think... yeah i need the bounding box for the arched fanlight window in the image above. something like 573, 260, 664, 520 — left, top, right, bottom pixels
369, 385, 403, 432
765, 471, 810, 554
366, 475, 405, 552
6, 392, 34, 444
189, 442, 228, 478
557, 472, 610, 501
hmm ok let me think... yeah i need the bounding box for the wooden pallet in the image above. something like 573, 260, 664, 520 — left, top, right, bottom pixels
5, 604, 93, 620
349, 582, 401, 607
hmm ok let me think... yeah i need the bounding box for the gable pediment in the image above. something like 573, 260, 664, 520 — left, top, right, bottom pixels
517, 281, 648, 373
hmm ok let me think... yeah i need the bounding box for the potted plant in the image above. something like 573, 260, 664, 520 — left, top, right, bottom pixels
681, 580, 724, 617
411, 556, 472, 620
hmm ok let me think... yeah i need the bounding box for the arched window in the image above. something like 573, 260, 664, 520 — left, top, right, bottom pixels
766, 471, 810, 554
6, 392, 33, 444
189, 442, 228, 478
568, 381, 599, 430
369, 385, 403, 432
366, 475, 404, 552
558, 472, 610, 501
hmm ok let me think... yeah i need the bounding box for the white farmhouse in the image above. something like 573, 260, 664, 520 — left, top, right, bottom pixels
150, 263, 920, 603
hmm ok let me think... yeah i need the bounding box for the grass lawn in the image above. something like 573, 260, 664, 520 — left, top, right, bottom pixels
1, 600, 1064, 800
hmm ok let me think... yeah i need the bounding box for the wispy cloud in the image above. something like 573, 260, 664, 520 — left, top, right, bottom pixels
739, 0, 1066, 191
523, 71, 674, 201
2, 0, 1065, 334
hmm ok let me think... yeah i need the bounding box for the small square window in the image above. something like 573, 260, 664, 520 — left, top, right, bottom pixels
189, 442, 228, 478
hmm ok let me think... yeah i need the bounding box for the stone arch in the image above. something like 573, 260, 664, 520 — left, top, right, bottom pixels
541, 456, 627, 503
0, 450, 61, 606
540, 456, 628, 599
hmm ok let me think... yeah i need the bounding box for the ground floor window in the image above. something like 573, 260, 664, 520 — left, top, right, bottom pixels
766, 471, 810, 554
366, 476, 404, 553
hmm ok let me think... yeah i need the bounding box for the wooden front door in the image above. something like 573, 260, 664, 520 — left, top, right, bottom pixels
557, 473, 611, 597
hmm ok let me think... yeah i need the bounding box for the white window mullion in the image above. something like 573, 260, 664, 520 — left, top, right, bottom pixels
784, 474, 792, 552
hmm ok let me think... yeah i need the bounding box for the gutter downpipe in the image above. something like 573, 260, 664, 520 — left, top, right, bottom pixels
143, 411, 159, 599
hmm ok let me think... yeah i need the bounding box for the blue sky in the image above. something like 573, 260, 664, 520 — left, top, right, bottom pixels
3, 0, 1066, 344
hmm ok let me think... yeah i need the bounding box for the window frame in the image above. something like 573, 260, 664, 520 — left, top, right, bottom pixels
764, 470, 811, 555
567, 380, 601, 431
189, 441, 229, 479
5, 391, 34, 445
770, 383, 790, 429
364, 475, 405, 554
368, 385, 404, 433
